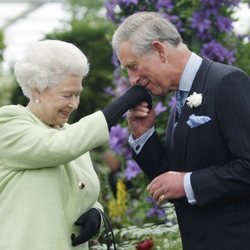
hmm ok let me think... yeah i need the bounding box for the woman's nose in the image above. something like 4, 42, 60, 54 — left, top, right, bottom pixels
68, 96, 79, 109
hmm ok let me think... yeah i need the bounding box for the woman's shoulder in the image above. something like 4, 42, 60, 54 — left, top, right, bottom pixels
0, 105, 34, 124
0, 104, 28, 117
0, 105, 42, 131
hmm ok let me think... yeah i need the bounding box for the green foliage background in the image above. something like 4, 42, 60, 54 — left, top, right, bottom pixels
0, 29, 4, 63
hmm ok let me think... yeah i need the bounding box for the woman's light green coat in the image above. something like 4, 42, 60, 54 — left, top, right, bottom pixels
0, 105, 109, 250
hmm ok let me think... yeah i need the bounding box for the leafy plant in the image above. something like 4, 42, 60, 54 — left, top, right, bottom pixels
91, 203, 182, 249
0, 74, 16, 106
0, 29, 5, 63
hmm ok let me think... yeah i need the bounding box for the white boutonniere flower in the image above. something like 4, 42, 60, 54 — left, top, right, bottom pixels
186, 92, 202, 108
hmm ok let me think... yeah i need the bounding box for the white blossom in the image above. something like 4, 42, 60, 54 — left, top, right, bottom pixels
186, 92, 202, 108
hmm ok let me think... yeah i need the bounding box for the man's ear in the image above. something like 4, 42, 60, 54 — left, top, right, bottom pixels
152, 41, 167, 62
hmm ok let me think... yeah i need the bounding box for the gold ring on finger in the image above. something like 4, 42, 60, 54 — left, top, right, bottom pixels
159, 194, 165, 201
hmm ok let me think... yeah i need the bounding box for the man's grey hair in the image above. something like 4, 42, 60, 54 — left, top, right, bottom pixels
14, 39, 89, 99
112, 12, 183, 55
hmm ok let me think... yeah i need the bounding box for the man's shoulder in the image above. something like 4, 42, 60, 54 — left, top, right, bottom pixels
205, 58, 244, 76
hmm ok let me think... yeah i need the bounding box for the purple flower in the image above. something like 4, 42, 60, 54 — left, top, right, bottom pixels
168, 95, 176, 109
146, 197, 166, 218
109, 125, 130, 156
147, 196, 155, 203
104, 0, 117, 22
223, 0, 240, 7
216, 16, 232, 33
118, 0, 138, 6
156, 0, 174, 12
168, 15, 185, 33
201, 40, 235, 64
197, 31, 213, 41
203, 7, 218, 17
104, 86, 116, 97
159, 13, 185, 33
191, 11, 211, 34
202, 0, 221, 7
112, 51, 120, 68
147, 206, 166, 218
115, 76, 131, 96
125, 159, 141, 180
111, 52, 131, 95
154, 102, 167, 116
202, 0, 240, 8
113, 68, 121, 90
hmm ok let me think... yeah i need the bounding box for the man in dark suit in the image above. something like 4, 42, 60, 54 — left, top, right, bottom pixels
112, 12, 250, 250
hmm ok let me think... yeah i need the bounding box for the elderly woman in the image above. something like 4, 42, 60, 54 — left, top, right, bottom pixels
0, 40, 151, 250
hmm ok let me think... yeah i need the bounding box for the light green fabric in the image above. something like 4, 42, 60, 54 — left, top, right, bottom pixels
0, 105, 109, 250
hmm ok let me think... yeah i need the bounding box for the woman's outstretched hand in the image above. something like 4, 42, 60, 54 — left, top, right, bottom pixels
102, 85, 152, 129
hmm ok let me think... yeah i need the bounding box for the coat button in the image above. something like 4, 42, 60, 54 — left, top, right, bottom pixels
78, 181, 85, 189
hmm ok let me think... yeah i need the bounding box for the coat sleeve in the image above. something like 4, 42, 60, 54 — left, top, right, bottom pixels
133, 131, 169, 180
0, 106, 109, 169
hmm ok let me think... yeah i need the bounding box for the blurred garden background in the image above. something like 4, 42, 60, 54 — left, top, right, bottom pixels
0, 0, 250, 249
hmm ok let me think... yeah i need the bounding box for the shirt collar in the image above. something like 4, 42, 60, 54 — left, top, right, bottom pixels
179, 52, 202, 92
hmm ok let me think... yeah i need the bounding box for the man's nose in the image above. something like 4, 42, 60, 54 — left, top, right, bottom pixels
128, 72, 140, 86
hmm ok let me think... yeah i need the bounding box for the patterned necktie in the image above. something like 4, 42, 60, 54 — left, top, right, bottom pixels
175, 90, 185, 117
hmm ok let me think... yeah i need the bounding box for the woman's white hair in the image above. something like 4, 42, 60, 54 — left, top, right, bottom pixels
14, 39, 89, 99
112, 12, 183, 55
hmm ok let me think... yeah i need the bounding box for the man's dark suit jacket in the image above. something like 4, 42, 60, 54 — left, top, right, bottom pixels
133, 58, 250, 250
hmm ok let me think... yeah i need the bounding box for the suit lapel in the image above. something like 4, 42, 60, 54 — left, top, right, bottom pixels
172, 58, 214, 169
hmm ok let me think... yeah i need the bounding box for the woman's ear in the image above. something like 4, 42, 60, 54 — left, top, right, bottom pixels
152, 41, 167, 62
32, 88, 41, 101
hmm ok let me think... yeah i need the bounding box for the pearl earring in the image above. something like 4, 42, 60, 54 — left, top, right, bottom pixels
35, 99, 40, 103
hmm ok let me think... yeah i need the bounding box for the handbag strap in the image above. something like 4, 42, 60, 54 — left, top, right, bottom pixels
97, 209, 117, 250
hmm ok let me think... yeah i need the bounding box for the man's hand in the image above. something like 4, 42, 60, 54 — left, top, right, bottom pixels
147, 171, 186, 205
127, 102, 156, 138
71, 208, 101, 246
